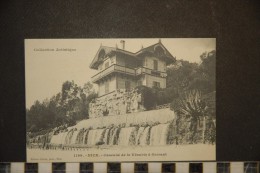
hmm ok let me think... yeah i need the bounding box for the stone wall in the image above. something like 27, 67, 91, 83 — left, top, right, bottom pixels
89, 88, 144, 118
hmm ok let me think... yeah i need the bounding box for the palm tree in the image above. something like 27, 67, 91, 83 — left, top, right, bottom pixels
176, 90, 208, 143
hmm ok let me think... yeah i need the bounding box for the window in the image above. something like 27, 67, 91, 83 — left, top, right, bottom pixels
137, 80, 142, 86
105, 62, 109, 69
125, 81, 131, 91
153, 81, 160, 88
244, 162, 258, 173
153, 60, 158, 70
217, 163, 230, 173
105, 81, 109, 94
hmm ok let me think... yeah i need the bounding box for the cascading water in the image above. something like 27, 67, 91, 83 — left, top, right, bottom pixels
138, 126, 151, 145
48, 108, 175, 147
86, 129, 106, 146
118, 127, 136, 146
75, 129, 85, 144
102, 128, 111, 145
65, 130, 74, 144
60, 132, 68, 145
83, 130, 90, 144
107, 127, 120, 145
70, 130, 80, 144
49, 123, 172, 146
149, 123, 170, 145
135, 127, 145, 145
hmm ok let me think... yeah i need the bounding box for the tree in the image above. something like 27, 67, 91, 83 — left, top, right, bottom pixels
135, 85, 156, 110
189, 50, 216, 93
26, 99, 56, 132
167, 60, 198, 91
26, 81, 97, 133
172, 90, 216, 144
166, 50, 216, 95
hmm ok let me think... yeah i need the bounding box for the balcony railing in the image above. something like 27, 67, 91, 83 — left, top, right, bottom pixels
91, 64, 136, 83
91, 65, 167, 83
136, 67, 167, 77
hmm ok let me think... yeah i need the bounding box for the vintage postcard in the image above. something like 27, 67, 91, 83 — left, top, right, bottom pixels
25, 38, 216, 162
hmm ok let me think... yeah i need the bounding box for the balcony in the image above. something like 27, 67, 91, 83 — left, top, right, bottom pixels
91, 64, 136, 83
136, 67, 167, 77
91, 65, 167, 83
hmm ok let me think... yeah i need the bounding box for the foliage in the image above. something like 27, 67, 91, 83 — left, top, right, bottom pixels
135, 85, 156, 110
27, 81, 97, 133
167, 50, 216, 144
167, 50, 216, 94
171, 90, 216, 144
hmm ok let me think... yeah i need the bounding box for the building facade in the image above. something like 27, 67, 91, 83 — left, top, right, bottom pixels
90, 40, 176, 97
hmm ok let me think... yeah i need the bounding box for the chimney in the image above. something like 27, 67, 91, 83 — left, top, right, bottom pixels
120, 40, 125, 50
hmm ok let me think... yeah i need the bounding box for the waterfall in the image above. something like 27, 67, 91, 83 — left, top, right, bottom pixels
50, 134, 59, 144
49, 123, 172, 146
60, 132, 69, 145
83, 130, 90, 144
139, 126, 151, 145
135, 127, 145, 145
86, 129, 106, 146
70, 130, 80, 144
65, 130, 74, 144
50, 132, 66, 144
150, 123, 170, 145
103, 128, 111, 145
48, 109, 175, 147
118, 127, 136, 146
75, 129, 85, 144
108, 127, 120, 145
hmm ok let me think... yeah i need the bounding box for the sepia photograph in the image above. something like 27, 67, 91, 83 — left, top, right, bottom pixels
25, 38, 216, 162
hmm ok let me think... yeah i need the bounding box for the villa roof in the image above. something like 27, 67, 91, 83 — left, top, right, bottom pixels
89, 41, 176, 69
135, 42, 176, 64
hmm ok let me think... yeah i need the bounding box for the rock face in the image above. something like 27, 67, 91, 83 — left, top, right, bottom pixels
89, 89, 144, 118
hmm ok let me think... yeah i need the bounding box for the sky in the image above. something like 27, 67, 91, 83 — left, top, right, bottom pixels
25, 38, 216, 108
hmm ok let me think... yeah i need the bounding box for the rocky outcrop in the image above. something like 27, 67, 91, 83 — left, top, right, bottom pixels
89, 89, 144, 118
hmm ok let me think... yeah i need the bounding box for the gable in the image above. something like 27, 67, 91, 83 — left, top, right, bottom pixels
90, 41, 176, 69
89, 46, 116, 69
136, 42, 176, 65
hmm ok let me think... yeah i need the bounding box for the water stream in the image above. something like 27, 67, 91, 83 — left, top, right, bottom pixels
50, 123, 172, 146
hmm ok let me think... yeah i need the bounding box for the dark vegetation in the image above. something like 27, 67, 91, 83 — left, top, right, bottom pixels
26, 81, 98, 133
